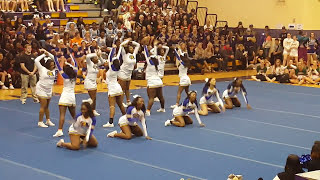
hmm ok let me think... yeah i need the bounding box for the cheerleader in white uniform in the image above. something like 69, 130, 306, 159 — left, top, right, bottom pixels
143, 45, 165, 116
198, 78, 225, 116
165, 91, 205, 127
83, 51, 105, 116
222, 78, 251, 110
107, 95, 152, 140
102, 47, 126, 128
150, 42, 170, 79
35, 49, 56, 128
53, 55, 78, 137
290, 35, 299, 65
150, 43, 169, 102
170, 48, 191, 109
56, 102, 98, 150
118, 40, 140, 106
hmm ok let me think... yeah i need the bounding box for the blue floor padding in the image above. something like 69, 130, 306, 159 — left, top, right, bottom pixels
0, 80, 319, 180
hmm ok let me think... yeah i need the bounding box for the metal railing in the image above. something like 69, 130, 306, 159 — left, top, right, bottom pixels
186, 0, 228, 28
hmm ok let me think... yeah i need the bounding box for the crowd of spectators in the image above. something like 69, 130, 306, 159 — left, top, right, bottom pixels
0, 0, 319, 90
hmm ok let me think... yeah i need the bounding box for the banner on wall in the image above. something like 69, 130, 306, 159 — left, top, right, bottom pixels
296, 24, 303, 30
288, 24, 296, 30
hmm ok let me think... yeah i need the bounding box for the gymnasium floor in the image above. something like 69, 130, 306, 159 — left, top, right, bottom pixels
0, 71, 319, 180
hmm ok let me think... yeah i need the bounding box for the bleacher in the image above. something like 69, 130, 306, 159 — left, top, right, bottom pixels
9, 0, 105, 31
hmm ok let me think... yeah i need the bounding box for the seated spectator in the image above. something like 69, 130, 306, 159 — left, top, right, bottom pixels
305, 144, 320, 171
289, 61, 313, 85
252, 59, 275, 82
255, 49, 265, 63
268, 59, 290, 83
235, 44, 248, 70
70, 32, 83, 47
273, 154, 304, 180
212, 46, 223, 71
193, 42, 208, 74
221, 43, 236, 71
307, 60, 320, 84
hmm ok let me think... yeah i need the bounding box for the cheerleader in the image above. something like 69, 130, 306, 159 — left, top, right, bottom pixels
222, 78, 252, 110
306, 33, 319, 67
107, 95, 152, 140
56, 102, 98, 150
290, 35, 299, 65
143, 45, 165, 116
102, 47, 126, 128
151, 43, 170, 79
35, 49, 56, 128
83, 51, 105, 116
150, 43, 169, 102
118, 40, 140, 107
165, 91, 205, 127
170, 48, 191, 109
198, 78, 225, 116
53, 55, 78, 137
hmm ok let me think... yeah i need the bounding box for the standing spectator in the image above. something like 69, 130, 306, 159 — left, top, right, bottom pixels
297, 30, 308, 63
270, 38, 283, 65
19, 44, 39, 104
279, 26, 287, 47
283, 33, 293, 66
221, 43, 236, 71
262, 32, 272, 58
242, 29, 256, 57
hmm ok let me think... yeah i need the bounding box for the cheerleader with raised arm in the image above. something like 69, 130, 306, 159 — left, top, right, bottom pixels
56, 102, 98, 150
170, 48, 191, 109
150, 43, 169, 102
165, 91, 205, 127
35, 49, 56, 128
223, 78, 252, 110
143, 45, 165, 116
150, 42, 170, 79
102, 47, 126, 128
53, 55, 78, 137
198, 78, 225, 116
118, 39, 140, 107
82, 51, 105, 116
107, 95, 152, 140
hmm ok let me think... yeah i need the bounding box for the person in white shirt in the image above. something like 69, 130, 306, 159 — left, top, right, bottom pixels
290, 35, 299, 65
118, 39, 140, 107
282, 33, 293, 66
34, 49, 56, 128
203, 20, 213, 32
